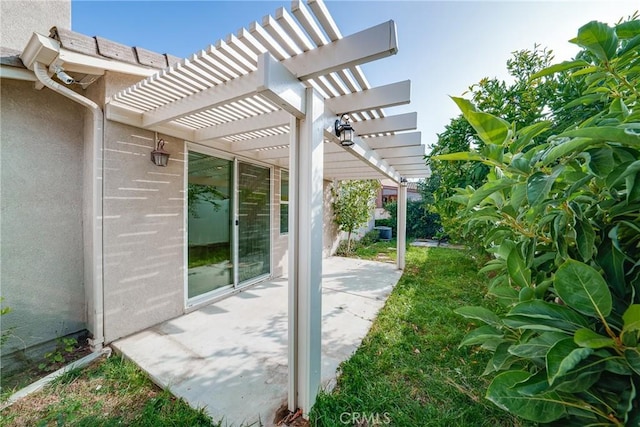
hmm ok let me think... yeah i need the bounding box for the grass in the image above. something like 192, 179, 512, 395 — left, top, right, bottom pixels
310, 243, 530, 427
0, 354, 220, 426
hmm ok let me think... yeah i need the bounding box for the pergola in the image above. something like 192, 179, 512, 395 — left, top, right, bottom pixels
105, 0, 428, 415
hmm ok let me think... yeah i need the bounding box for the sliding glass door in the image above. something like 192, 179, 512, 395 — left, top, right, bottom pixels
187, 152, 233, 298
187, 150, 271, 302
237, 162, 271, 283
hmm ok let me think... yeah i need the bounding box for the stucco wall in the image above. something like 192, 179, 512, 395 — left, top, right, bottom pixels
0, 78, 85, 359
100, 72, 184, 343
101, 120, 185, 342
1, 0, 71, 51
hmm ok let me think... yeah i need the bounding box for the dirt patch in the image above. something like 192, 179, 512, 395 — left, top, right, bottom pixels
1, 339, 92, 397
274, 404, 311, 426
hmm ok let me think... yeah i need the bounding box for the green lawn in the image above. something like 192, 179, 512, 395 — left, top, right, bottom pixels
0, 355, 219, 427
2, 243, 528, 427
310, 244, 529, 427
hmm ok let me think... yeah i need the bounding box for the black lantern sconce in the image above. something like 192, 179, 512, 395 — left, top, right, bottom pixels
334, 114, 354, 147
150, 133, 170, 167
400, 177, 408, 187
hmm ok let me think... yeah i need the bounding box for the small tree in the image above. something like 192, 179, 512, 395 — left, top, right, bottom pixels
332, 180, 380, 253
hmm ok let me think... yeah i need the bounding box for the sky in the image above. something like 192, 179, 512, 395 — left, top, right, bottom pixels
71, 0, 638, 152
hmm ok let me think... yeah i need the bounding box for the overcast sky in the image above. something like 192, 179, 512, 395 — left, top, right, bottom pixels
72, 0, 638, 151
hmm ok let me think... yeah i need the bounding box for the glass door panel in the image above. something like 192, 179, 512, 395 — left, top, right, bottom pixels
187, 152, 233, 298
237, 162, 271, 283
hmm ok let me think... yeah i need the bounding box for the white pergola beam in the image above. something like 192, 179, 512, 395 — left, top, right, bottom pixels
194, 109, 290, 141
142, 70, 261, 127
354, 112, 417, 136
232, 133, 290, 152
325, 132, 400, 181
324, 166, 376, 174
325, 80, 410, 115
324, 152, 359, 162
105, 103, 196, 142
257, 53, 307, 118
376, 145, 425, 159
283, 20, 398, 80
385, 156, 428, 166
326, 172, 385, 180
394, 165, 428, 173
364, 132, 422, 149
143, 53, 306, 128
257, 146, 290, 160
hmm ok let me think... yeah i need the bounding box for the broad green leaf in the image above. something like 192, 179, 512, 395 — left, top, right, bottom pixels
459, 325, 504, 347
432, 152, 485, 162
451, 96, 510, 145
616, 19, 640, 39
509, 332, 568, 359
507, 249, 531, 289
491, 342, 517, 372
530, 59, 590, 80
605, 356, 633, 375
554, 363, 602, 393
574, 219, 595, 262
454, 306, 502, 328
586, 146, 614, 177
625, 349, 640, 376
468, 179, 515, 207
511, 370, 550, 396
519, 287, 534, 302
606, 160, 640, 189
564, 93, 603, 109
609, 98, 630, 118
574, 328, 615, 349
619, 377, 637, 426
622, 305, 640, 333
542, 137, 596, 165
486, 371, 567, 423
488, 285, 519, 305
557, 126, 640, 145
511, 121, 552, 154
572, 21, 618, 62
597, 239, 627, 298
509, 183, 527, 210
618, 33, 640, 56
554, 259, 612, 319
505, 300, 590, 333
527, 167, 563, 205
547, 338, 593, 385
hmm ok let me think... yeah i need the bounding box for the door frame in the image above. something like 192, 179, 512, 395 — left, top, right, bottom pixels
184, 142, 274, 310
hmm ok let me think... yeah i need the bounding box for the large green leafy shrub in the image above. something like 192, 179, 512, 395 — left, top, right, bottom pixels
436, 19, 640, 426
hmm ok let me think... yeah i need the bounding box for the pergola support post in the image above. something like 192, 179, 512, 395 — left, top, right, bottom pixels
397, 181, 407, 270
288, 87, 325, 415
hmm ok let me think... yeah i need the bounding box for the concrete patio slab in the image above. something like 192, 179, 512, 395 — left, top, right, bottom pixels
112, 257, 402, 427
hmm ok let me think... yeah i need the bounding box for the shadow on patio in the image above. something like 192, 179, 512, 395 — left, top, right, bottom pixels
113, 256, 402, 427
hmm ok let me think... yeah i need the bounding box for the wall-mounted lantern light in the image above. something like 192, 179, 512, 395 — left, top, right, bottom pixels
151, 133, 170, 166
400, 177, 408, 187
334, 114, 354, 147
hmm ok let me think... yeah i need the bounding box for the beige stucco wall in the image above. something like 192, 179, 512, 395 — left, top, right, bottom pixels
0, 0, 71, 51
271, 173, 340, 278
101, 73, 184, 343
0, 78, 86, 360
